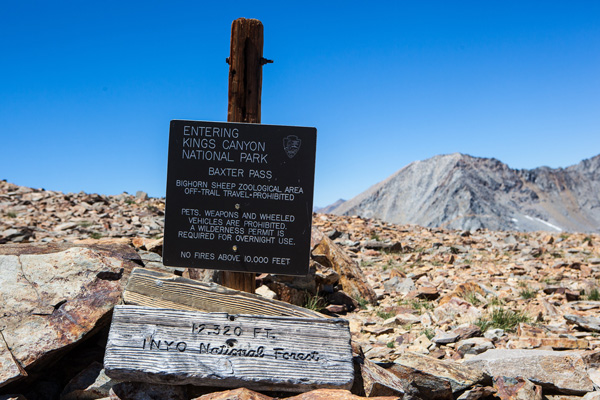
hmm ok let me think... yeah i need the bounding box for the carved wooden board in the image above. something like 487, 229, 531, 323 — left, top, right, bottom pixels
104, 306, 353, 391
123, 267, 325, 318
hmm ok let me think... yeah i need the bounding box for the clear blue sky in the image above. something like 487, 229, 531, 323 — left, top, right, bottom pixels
1, 1, 598, 207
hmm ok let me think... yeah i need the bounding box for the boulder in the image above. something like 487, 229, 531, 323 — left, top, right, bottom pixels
0, 243, 137, 388
382, 361, 453, 400
392, 352, 488, 393
311, 228, 377, 305
464, 349, 594, 395
352, 356, 407, 398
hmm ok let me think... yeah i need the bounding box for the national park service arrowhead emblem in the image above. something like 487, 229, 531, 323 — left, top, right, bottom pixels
283, 135, 301, 159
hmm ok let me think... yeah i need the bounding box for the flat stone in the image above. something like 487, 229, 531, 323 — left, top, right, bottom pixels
451, 325, 482, 340
432, 331, 460, 344
483, 329, 505, 341
407, 334, 433, 354
364, 326, 395, 336
464, 349, 594, 395
416, 286, 440, 300
493, 376, 542, 400
255, 284, 278, 300
393, 352, 487, 393
565, 314, 600, 332
364, 346, 393, 361
507, 337, 589, 350
383, 276, 415, 295
456, 337, 495, 356
385, 314, 421, 326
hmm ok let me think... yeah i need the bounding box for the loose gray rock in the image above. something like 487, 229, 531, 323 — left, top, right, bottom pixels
392, 352, 487, 393
464, 349, 594, 395
565, 314, 600, 332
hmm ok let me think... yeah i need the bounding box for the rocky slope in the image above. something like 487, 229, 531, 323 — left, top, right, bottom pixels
331, 153, 600, 233
3, 179, 600, 399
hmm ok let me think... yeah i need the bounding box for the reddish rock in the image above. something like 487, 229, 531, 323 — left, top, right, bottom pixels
0, 243, 136, 388
352, 356, 407, 398
192, 387, 272, 400
286, 389, 400, 400
311, 228, 377, 305
493, 376, 542, 400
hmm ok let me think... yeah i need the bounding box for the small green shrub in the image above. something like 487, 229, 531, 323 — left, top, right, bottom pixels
422, 328, 435, 340
376, 310, 395, 320
586, 288, 600, 301
360, 260, 375, 268
7, 211, 17, 218
475, 307, 530, 332
90, 232, 103, 240
464, 290, 483, 306
410, 299, 434, 313
304, 294, 325, 311
355, 296, 369, 310
519, 287, 537, 300
386, 341, 395, 348
489, 296, 505, 307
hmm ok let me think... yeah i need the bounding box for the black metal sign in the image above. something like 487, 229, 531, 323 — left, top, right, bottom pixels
163, 120, 317, 276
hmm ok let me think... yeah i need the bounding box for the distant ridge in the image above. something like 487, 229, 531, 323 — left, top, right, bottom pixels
330, 153, 600, 232
315, 199, 346, 214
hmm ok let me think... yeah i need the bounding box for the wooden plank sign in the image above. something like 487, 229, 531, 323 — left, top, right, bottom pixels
104, 306, 354, 391
123, 267, 325, 318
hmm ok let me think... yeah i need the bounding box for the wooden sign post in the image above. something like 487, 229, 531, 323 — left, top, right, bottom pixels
222, 18, 265, 293
163, 18, 316, 292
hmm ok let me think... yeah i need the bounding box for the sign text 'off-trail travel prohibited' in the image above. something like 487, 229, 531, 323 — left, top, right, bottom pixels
163, 120, 317, 276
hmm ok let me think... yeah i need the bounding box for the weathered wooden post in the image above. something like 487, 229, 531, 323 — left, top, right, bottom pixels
220, 18, 268, 293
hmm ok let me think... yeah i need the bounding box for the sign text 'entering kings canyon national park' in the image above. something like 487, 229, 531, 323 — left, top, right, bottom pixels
163, 120, 317, 275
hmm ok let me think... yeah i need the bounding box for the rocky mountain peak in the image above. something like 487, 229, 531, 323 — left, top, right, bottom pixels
331, 153, 600, 233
